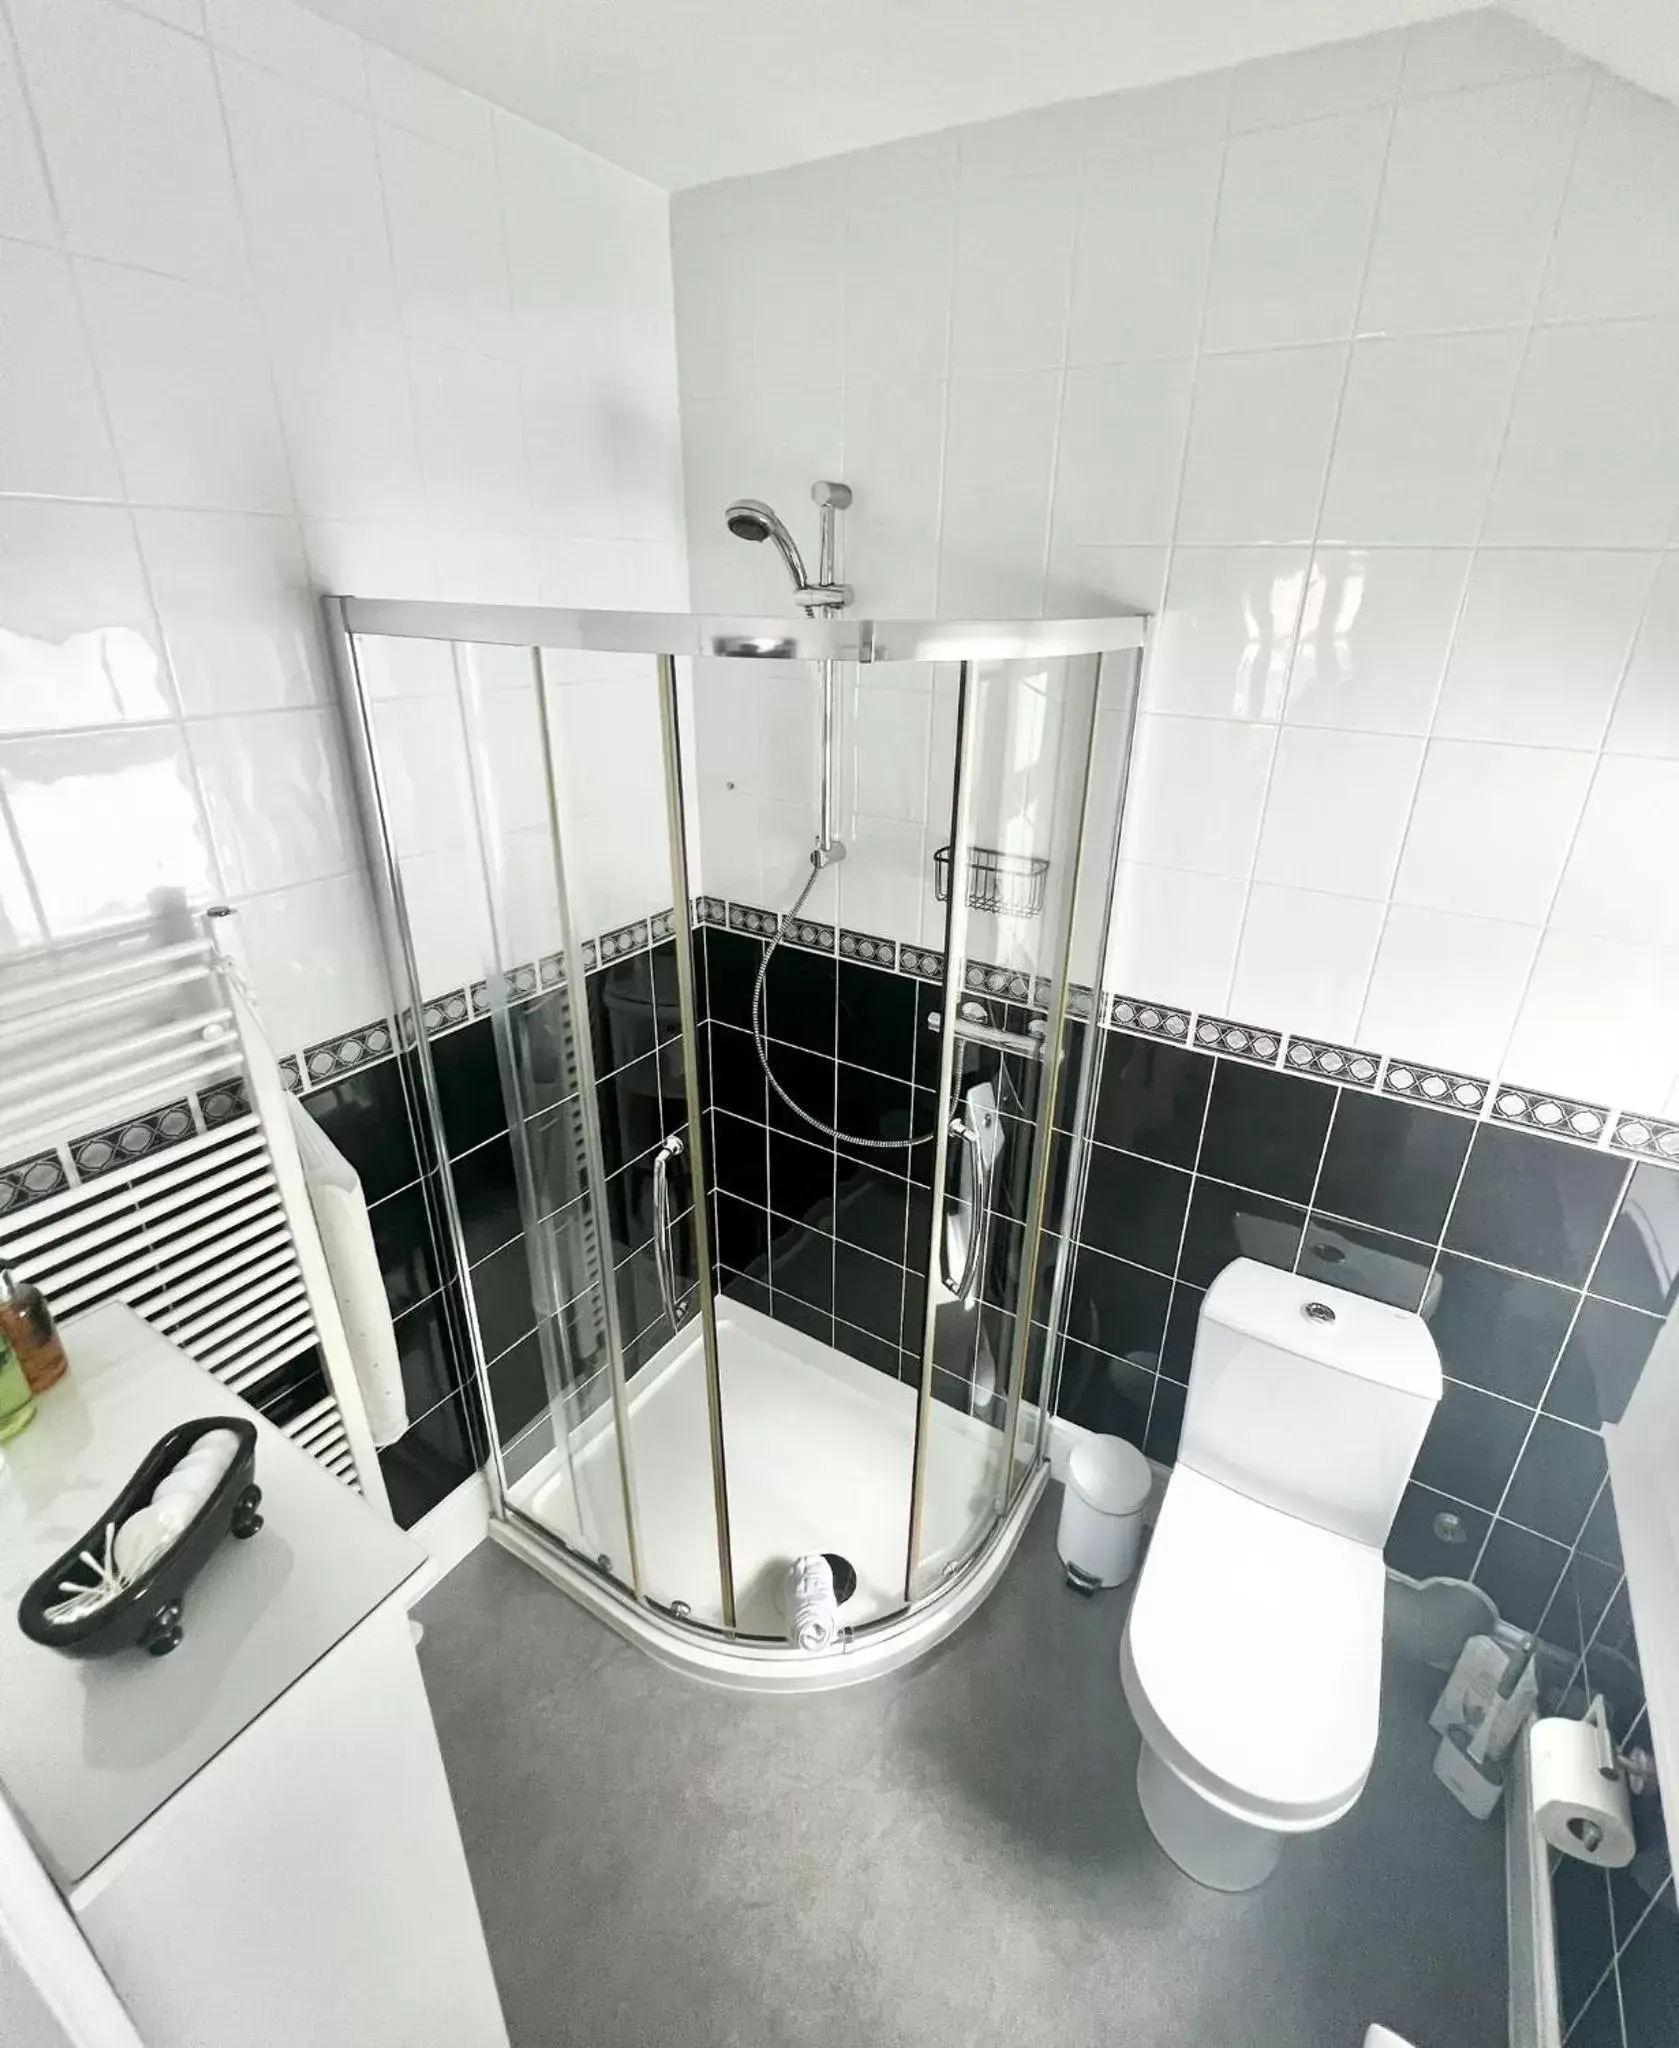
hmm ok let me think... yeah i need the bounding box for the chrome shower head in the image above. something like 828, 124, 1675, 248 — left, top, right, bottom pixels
723, 498, 809, 593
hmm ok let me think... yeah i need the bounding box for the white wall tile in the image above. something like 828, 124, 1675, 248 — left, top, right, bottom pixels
269, 320, 420, 524
9, 0, 246, 288
1083, 73, 1232, 158
0, 241, 121, 499
841, 379, 945, 615
1044, 543, 1168, 617
1358, 903, 1540, 1073
1146, 547, 1308, 721
1105, 860, 1246, 1013
1226, 31, 1406, 131
949, 176, 1076, 373
1229, 882, 1385, 1039
1550, 756, 1679, 949
1358, 73, 1585, 336
364, 43, 491, 158
188, 707, 357, 894
378, 122, 512, 361
841, 211, 953, 384
1319, 330, 1524, 543
0, 807, 44, 950
1052, 360, 1193, 548
1392, 739, 1594, 924
1503, 929, 1679, 1107
1542, 77, 1679, 324
205, 0, 365, 103
78, 260, 291, 512
1400, 11, 1581, 97
237, 869, 392, 1049
122, 0, 205, 32
1120, 714, 1276, 877
937, 371, 1060, 616
836, 818, 927, 941
1254, 727, 1424, 899
0, 501, 173, 733
1606, 556, 1679, 760
1176, 344, 1344, 545
135, 509, 319, 715
1484, 321, 1679, 548
844, 685, 932, 828
1068, 143, 1222, 367
0, 30, 57, 244
1284, 546, 1466, 735
1202, 110, 1388, 351
218, 56, 398, 332
1433, 550, 1657, 750
0, 724, 217, 935
408, 341, 530, 534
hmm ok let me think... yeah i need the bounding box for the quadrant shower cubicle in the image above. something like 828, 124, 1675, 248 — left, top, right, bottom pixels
328, 598, 1147, 1686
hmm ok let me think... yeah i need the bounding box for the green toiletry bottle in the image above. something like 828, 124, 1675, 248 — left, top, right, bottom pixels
0, 1326, 37, 1444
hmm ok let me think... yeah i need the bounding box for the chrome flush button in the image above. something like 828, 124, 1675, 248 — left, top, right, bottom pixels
1301, 1300, 1337, 1324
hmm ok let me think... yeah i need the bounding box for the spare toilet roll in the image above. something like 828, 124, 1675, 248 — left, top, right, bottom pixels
1529, 1715, 1636, 1869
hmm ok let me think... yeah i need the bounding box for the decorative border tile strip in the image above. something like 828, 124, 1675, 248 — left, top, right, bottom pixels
1284, 1035, 1380, 1088
1109, 994, 1191, 1043
506, 962, 538, 1000
424, 989, 470, 1037
300, 1019, 396, 1089
0, 1147, 70, 1218
1193, 1014, 1282, 1065
279, 1054, 302, 1094
470, 980, 490, 1017
729, 902, 777, 937
1064, 982, 1096, 1022
839, 928, 897, 968
898, 944, 945, 981
1382, 1060, 1489, 1116
539, 951, 566, 988
1610, 1111, 1679, 1163
580, 936, 598, 973
650, 907, 676, 942
598, 917, 650, 962
965, 959, 1033, 1001
695, 895, 728, 928
1491, 1084, 1611, 1145
197, 1076, 251, 1129
69, 1098, 195, 1181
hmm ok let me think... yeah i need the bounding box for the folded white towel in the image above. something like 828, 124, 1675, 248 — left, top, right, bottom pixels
287, 1098, 410, 1448
785, 1553, 838, 1651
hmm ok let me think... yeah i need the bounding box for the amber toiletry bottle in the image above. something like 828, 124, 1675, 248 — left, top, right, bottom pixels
0, 1330, 35, 1443
0, 1268, 68, 1395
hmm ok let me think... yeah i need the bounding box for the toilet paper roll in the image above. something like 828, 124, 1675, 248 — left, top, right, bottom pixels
1529, 1715, 1636, 1869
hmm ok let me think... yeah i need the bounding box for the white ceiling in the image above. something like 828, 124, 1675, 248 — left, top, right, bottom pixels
299, 0, 1675, 189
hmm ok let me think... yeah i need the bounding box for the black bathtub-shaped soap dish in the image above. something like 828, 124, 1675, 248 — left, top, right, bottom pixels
18, 1416, 262, 1659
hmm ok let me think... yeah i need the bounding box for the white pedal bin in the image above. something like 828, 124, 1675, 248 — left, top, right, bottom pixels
1057, 1435, 1151, 1589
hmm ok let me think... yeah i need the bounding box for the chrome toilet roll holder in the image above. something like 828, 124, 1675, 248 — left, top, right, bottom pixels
1584, 1695, 1659, 1799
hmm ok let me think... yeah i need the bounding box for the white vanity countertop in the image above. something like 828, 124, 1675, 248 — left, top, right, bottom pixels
0, 1303, 422, 1889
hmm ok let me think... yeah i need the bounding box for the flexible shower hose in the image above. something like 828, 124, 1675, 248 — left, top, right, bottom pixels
750, 854, 938, 1149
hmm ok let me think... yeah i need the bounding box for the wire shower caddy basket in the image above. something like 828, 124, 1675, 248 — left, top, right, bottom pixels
933, 844, 1050, 919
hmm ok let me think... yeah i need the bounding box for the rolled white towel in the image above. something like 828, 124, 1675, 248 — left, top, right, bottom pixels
785, 1553, 839, 1651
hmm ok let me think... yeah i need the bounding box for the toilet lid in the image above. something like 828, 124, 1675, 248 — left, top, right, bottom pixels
1124, 1467, 1385, 1825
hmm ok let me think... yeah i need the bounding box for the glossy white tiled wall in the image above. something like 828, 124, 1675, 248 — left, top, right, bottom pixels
670, 8, 1679, 1123
0, 0, 685, 1057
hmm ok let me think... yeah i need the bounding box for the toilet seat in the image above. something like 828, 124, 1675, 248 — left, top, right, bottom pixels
1122, 1465, 1385, 1833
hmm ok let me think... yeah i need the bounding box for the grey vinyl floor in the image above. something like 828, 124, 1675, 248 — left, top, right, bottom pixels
416, 1503, 1506, 2048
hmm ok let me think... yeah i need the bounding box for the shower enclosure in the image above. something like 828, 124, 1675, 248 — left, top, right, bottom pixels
327, 595, 1147, 1687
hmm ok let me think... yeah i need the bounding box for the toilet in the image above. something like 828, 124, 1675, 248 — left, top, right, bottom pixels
1121, 1259, 1441, 1892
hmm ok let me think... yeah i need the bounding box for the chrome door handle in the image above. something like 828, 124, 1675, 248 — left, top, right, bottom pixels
652, 1133, 686, 1328
940, 1114, 988, 1306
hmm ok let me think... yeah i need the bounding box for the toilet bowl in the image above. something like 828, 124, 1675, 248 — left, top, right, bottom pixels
1121, 1260, 1440, 1892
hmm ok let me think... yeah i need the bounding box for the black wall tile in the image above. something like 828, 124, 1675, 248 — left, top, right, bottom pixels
831, 1160, 909, 1263
1444, 1125, 1628, 1287
1425, 1252, 1576, 1405
1501, 1416, 1607, 1545
451, 1131, 520, 1266
1056, 1337, 1154, 1450
702, 928, 763, 1034
772, 1219, 834, 1314
648, 939, 683, 1046
832, 1316, 902, 1379
1593, 1162, 1679, 1316
765, 1042, 835, 1136
1566, 1976, 1624, 2048
379, 1383, 481, 1528
586, 953, 656, 1079
252, 1344, 329, 1426
769, 1126, 834, 1228
835, 1062, 915, 1159
1547, 1545, 1622, 1674
430, 1017, 507, 1157
506, 988, 584, 1122
1578, 1481, 1624, 1570
773, 1289, 833, 1348
1177, 1181, 1304, 1289
524, 1096, 589, 1220
1475, 1519, 1569, 1633
1298, 1215, 1433, 1311
713, 1190, 771, 1279
1145, 1379, 1186, 1463
391, 1290, 463, 1419
302, 1058, 418, 1203
837, 957, 919, 1079
1092, 1034, 1211, 1170
1064, 1247, 1171, 1372
366, 1180, 443, 1316
1196, 1061, 1334, 1205
763, 945, 836, 1058
709, 1022, 768, 1123
595, 1051, 662, 1174
1546, 1298, 1662, 1429
472, 1232, 539, 1363
1412, 1379, 1530, 1509
1314, 1091, 1473, 1243
1079, 1143, 1192, 1276
486, 1326, 547, 1446
1552, 1860, 1617, 2029
833, 1241, 904, 1345
1384, 1482, 1489, 1582
1616, 1886, 1679, 2048
1158, 1284, 1203, 1382
709, 1108, 768, 1207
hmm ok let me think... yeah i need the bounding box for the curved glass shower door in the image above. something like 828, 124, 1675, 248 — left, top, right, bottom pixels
331, 602, 1146, 1677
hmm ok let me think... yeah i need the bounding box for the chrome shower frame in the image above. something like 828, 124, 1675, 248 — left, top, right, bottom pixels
326, 595, 1149, 1690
